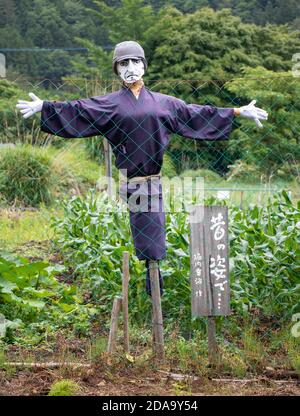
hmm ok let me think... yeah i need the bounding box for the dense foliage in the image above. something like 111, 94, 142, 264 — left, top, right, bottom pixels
1, 1, 299, 79
0, 144, 55, 206
225, 67, 300, 177
0, 0, 300, 177
0, 143, 101, 207
0, 252, 97, 344
51, 190, 300, 330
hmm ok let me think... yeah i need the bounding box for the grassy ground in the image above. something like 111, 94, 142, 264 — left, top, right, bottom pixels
0, 365, 299, 396
0, 207, 58, 258
0, 323, 299, 396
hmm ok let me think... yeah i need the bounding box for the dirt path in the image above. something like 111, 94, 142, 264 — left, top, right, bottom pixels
0, 366, 299, 396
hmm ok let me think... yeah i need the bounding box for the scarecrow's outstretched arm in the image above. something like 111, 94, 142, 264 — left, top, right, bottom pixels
234, 100, 268, 128
168, 97, 268, 141
16, 92, 112, 138
16, 93, 43, 119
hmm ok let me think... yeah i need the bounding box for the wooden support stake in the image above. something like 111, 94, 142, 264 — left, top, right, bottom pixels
152, 309, 156, 347
107, 296, 122, 354
122, 251, 130, 352
207, 316, 217, 365
103, 137, 113, 197
149, 260, 164, 360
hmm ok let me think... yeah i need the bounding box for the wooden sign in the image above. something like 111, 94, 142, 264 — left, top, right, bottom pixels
189, 206, 230, 317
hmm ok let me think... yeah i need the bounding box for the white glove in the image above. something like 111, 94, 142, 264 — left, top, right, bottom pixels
16, 92, 44, 119
239, 100, 268, 128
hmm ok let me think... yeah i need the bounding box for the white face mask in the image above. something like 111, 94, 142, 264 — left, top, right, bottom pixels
117, 58, 145, 84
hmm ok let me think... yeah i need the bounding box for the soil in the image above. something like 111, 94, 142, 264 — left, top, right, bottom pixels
0, 363, 299, 396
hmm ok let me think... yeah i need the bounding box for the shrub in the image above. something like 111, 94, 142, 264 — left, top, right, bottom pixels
0, 143, 101, 207
48, 379, 80, 396
0, 79, 82, 146
180, 168, 222, 182
0, 144, 55, 207
84, 136, 105, 164
0, 80, 47, 145
276, 161, 300, 182
0, 252, 97, 345
226, 160, 263, 183
161, 153, 177, 177
49, 141, 102, 196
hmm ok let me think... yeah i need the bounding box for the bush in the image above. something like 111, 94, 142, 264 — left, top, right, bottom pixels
276, 161, 300, 182
84, 136, 105, 164
161, 153, 177, 177
0, 144, 56, 207
226, 160, 263, 183
0, 79, 84, 146
48, 379, 80, 396
0, 80, 47, 145
49, 141, 102, 196
0, 80, 24, 142
0, 252, 97, 345
180, 168, 222, 182
0, 143, 102, 207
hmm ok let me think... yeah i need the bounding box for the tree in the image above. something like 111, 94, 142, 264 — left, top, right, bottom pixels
0, 0, 17, 25
1, 0, 101, 79
142, 7, 300, 175
144, 7, 299, 83
86, 0, 155, 44
225, 66, 300, 176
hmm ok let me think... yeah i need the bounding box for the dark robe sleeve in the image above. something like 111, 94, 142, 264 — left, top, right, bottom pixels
40, 96, 111, 138
168, 97, 235, 141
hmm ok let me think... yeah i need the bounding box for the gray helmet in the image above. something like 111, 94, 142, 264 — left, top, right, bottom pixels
112, 41, 147, 75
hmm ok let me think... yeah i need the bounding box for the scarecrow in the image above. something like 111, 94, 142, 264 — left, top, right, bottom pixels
16, 41, 268, 295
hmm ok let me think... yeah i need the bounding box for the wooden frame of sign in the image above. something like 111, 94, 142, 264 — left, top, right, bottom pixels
189, 205, 231, 364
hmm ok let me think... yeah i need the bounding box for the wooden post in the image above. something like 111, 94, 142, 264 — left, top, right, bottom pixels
107, 296, 122, 354
207, 254, 217, 366
103, 137, 113, 197
207, 316, 217, 365
122, 251, 130, 352
149, 260, 164, 360
240, 190, 244, 209
152, 310, 156, 347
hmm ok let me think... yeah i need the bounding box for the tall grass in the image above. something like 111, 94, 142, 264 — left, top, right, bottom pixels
0, 144, 56, 206
0, 142, 103, 208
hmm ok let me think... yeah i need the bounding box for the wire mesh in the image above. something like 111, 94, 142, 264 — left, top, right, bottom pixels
1, 76, 299, 315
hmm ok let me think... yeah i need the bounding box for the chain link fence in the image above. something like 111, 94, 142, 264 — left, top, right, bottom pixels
2, 75, 300, 202
0, 75, 299, 332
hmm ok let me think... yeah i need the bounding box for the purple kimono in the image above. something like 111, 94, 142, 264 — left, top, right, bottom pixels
41, 84, 234, 294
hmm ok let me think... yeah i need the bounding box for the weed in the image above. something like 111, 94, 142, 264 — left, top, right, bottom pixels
241, 328, 265, 372
171, 381, 192, 396
217, 346, 248, 378
287, 337, 300, 375
0, 348, 17, 378
89, 336, 107, 362
48, 379, 80, 396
